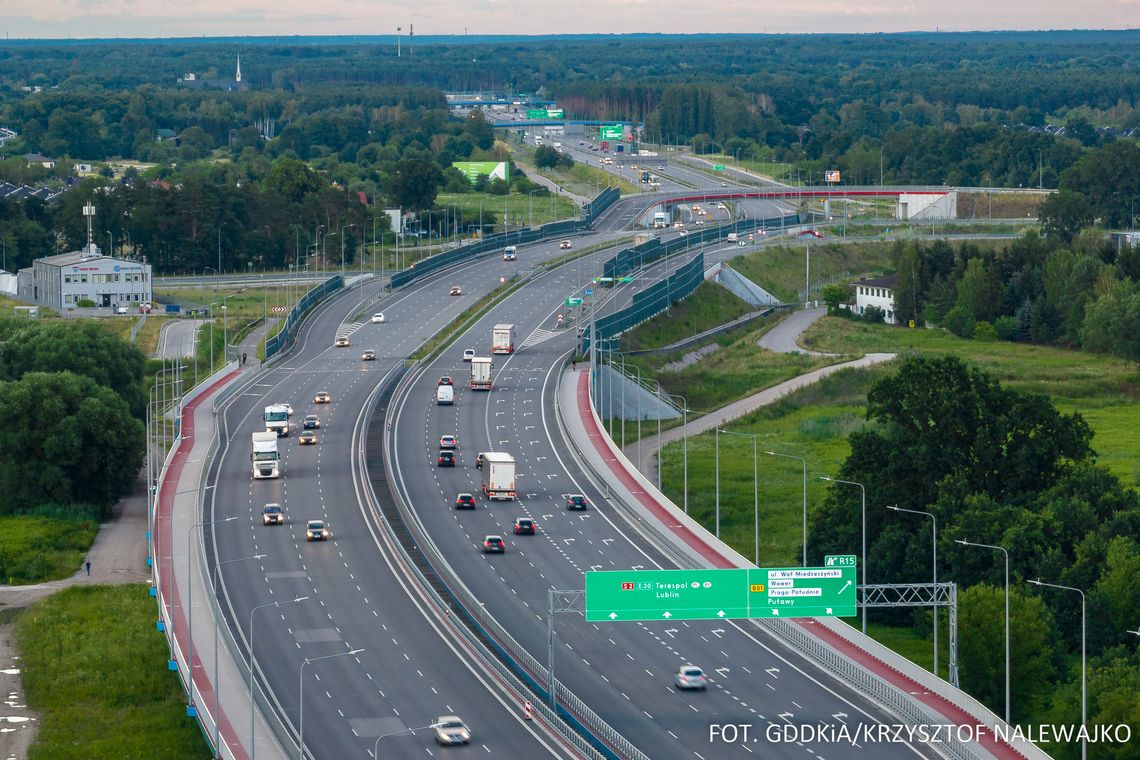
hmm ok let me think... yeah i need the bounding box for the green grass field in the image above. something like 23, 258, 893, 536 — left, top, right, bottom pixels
729, 241, 898, 302
436, 191, 580, 228
15, 585, 211, 759
622, 280, 753, 353
0, 515, 99, 585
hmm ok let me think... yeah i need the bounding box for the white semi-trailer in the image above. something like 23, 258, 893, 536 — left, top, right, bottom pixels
491, 324, 515, 354
481, 452, 516, 501
251, 432, 280, 479
469, 357, 493, 390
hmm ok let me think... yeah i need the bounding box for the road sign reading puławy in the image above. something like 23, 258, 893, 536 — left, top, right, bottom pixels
600, 125, 623, 140
586, 565, 856, 622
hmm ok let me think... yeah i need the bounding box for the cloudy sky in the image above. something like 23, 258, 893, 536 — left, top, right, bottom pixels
4, 0, 1138, 38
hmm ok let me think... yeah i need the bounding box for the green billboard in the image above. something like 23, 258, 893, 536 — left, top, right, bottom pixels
585, 565, 856, 622
451, 161, 510, 185
600, 125, 623, 140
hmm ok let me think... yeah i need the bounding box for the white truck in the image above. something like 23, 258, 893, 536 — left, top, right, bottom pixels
469, 357, 493, 390
436, 384, 455, 405
491, 324, 515, 355
251, 432, 280, 479
264, 404, 290, 437
652, 211, 670, 228
481, 452, 516, 501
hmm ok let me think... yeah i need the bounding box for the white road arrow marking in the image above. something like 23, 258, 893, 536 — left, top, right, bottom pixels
663, 629, 678, 638
602, 538, 614, 545
832, 712, 848, 723
711, 629, 725, 638
715, 667, 730, 678
765, 667, 780, 678
779, 712, 794, 723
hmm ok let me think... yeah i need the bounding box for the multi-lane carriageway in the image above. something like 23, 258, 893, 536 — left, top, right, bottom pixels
198, 198, 1009, 760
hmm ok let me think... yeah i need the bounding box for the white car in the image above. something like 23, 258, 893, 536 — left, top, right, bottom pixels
370, 313, 385, 324
433, 716, 470, 745
462, 349, 475, 362
674, 664, 708, 690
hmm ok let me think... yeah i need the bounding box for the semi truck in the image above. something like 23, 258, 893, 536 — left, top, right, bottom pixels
264, 404, 290, 437
481, 452, 516, 501
653, 211, 671, 228
251, 432, 280, 479
492, 324, 515, 354
469, 357, 493, 390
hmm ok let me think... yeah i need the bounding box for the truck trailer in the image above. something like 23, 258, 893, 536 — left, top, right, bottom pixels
481, 452, 517, 501
492, 324, 515, 354
469, 357, 493, 390
251, 432, 280, 479
264, 404, 290, 437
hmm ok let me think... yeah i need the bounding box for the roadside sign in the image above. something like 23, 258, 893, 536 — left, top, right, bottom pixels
712, 164, 726, 171
825, 170, 841, 183
597, 276, 614, 282
526, 109, 548, 119
824, 555, 857, 568
619, 276, 633, 283
272, 306, 287, 313
586, 566, 856, 622
584, 289, 593, 295
601, 125, 623, 140
566, 297, 583, 307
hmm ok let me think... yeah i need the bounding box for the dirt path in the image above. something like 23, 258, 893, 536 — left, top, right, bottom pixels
0, 474, 148, 760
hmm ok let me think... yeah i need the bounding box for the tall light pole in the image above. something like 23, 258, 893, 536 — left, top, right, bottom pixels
956, 539, 1010, 724
666, 393, 690, 514
765, 451, 807, 566
106, 229, 114, 257
186, 514, 235, 708
374, 722, 445, 756
717, 429, 762, 565
211, 553, 266, 759
820, 476, 866, 632
888, 506, 938, 677
249, 597, 309, 760
1028, 579, 1086, 760
299, 648, 364, 760
340, 223, 355, 282
528, 189, 541, 227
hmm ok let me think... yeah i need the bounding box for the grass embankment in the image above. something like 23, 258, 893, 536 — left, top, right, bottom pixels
729, 242, 897, 303
15, 585, 211, 759
0, 514, 98, 585
622, 280, 754, 353
436, 191, 580, 228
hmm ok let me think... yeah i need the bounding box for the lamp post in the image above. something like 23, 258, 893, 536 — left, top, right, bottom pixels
666, 393, 690, 514
1028, 578, 1086, 760
374, 722, 445, 757
717, 429, 762, 565
765, 451, 807, 566
186, 515, 236, 707
820, 476, 866, 632
888, 506, 938, 677
106, 230, 114, 257
340, 223, 355, 282
528, 189, 542, 227
299, 648, 364, 760
210, 553, 265, 759
956, 539, 1010, 724
249, 597, 309, 760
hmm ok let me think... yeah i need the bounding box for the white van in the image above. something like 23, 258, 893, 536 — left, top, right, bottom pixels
726, 233, 739, 243
436, 385, 455, 405
503, 246, 517, 261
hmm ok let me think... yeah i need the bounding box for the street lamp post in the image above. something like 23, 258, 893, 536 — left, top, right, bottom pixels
186, 515, 236, 707
665, 394, 690, 514
299, 648, 364, 760
211, 554, 266, 759
106, 230, 114, 257
888, 506, 938, 677
956, 539, 1010, 724
374, 723, 445, 756
820, 476, 866, 632
249, 597, 309, 760
340, 223, 355, 282
765, 451, 807, 566
717, 429, 762, 565
1028, 578, 1086, 760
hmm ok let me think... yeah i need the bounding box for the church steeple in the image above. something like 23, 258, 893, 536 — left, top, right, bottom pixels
236, 55, 242, 83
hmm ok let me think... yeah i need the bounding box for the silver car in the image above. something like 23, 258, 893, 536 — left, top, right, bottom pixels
674, 664, 708, 690
433, 715, 470, 745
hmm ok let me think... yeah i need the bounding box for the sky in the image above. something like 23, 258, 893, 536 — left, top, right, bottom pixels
4, 0, 1139, 39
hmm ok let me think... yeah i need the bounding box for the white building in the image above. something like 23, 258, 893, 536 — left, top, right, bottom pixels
17, 247, 152, 311
852, 274, 898, 324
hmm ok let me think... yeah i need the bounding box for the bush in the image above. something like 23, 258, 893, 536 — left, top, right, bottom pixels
861, 305, 886, 323
943, 304, 977, 338
77, 298, 96, 307
994, 315, 1017, 341
973, 321, 998, 341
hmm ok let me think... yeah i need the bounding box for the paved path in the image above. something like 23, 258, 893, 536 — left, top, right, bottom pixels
156, 319, 205, 358
757, 307, 836, 355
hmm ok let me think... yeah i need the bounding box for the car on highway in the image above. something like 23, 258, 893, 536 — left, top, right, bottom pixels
559, 240, 572, 249
335, 336, 350, 347
433, 716, 471, 745
462, 348, 475, 362
513, 517, 536, 535
799, 229, 825, 239
481, 535, 505, 553
449, 285, 463, 296
439, 434, 458, 449
678, 229, 688, 236
303, 414, 321, 429
474, 452, 485, 470
261, 503, 284, 525
455, 493, 477, 510
721, 181, 728, 187
567, 494, 589, 511
503, 246, 517, 261
305, 520, 330, 541
438, 376, 453, 386
361, 349, 376, 361
370, 312, 385, 323
314, 391, 331, 404
298, 430, 318, 445
437, 450, 455, 467
674, 664, 708, 690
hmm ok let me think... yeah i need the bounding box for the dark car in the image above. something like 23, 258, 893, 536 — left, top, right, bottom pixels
455, 493, 477, 510
474, 452, 485, 470
513, 517, 536, 535
261, 503, 284, 525
567, 494, 589, 511
437, 450, 455, 467
482, 535, 505, 553
303, 414, 320, 429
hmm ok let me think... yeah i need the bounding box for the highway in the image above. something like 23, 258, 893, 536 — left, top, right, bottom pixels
387, 244, 943, 759
203, 262, 586, 759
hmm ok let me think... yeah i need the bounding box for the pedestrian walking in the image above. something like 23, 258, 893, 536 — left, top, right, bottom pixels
572, 358, 577, 370
241, 352, 248, 365
85, 560, 91, 576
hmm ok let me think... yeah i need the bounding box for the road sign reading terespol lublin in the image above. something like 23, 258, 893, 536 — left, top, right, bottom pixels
585, 564, 856, 622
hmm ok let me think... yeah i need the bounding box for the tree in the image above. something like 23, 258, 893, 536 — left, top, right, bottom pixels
819, 284, 850, 315
534, 145, 561, 169
955, 258, 1003, 322
0, 372, 144, 516
264, 157, 326, 203
959, 585, 1057, 720
1039, 190, 1094, 244
384, 157, 443, 212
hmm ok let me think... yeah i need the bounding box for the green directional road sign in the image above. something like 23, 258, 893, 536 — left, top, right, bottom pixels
600, 125, 623, 140
565, 297, 583, 307
825, 554, 857, 568
586, 566, 856, 622
527, 109, 548, 119
712, 164, 726, 171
